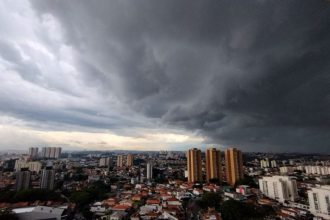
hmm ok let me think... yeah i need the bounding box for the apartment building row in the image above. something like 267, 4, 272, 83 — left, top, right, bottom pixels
186, 147, 243, 186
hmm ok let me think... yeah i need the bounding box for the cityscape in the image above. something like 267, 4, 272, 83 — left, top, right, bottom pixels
1, 0, 330, 220
0, 147, 329, 219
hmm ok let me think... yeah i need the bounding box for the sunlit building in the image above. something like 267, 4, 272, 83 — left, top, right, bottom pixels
205, 148, 222, 182
117, 155, 124, 167
127, 154, 134, 167
187, 148, 202, 183
225, 148, 243, 186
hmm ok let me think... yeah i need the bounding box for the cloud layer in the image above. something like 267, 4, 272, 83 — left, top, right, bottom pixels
0, 0, 329, 152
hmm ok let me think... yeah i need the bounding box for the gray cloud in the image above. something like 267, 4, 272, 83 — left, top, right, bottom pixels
0, 0, 329, 152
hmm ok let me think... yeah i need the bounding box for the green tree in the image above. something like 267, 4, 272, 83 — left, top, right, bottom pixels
0, 209, 18, 220
220, 200, 273, 220
198, 192, 222, 210
235, 175, 258, 188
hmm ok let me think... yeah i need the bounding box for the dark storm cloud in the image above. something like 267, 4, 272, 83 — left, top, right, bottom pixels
2, 0, 330, 152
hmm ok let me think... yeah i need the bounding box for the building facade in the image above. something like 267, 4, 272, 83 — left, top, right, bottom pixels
187, 148, 202, 183
259, 176, 299, 203
40, 167, 55, 190
16, 168, 31, 191
147, 162, 153, 180
205, 148, 222, 182
308, 185, 330, 220
28, 147, 38, 158
117, 155, 124, 167
41, 147, 62, 159
225, 148, 243, 186
127, 154, 134, 167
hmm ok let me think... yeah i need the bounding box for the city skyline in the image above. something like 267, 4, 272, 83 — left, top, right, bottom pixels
0, 1, 330, 153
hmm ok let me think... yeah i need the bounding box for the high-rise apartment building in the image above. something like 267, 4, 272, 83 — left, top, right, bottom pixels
308, 185, 330, 220
28, 147, 38, 158
259, 176, 299, 203
270, 160, 277, 168
205, 148, 222, 182
15, 160, 42, 173
225, 148, 243, 186
117, 155, 124, 167
127, 154, 134, 167
99, 157, 112, 167
28, 162, 42, 172
187, 148, 202, 183
40, 167, 55, 190
146, 162, 153, 180
41, 147, 61, 159
16, 168, 31, 191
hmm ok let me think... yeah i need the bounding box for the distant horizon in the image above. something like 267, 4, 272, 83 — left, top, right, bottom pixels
1, 147, 329, 155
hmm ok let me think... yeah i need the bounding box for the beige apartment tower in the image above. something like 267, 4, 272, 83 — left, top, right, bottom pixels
225, 148, 243, 186
206, 148, 222, 182
127, 154, 134, 167
117, 155, 124, 167
187, 148, 202, 183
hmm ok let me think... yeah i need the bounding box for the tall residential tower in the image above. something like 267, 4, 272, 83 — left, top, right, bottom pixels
225, 148, 243, 186
205, 148, 222, 182
187, 148, 202, 183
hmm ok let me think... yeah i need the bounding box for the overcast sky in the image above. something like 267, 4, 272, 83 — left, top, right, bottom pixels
0, 0, 329, 153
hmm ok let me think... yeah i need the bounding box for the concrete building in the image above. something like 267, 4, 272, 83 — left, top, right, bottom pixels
205, 148, 222, 182
15, 161, 42, 173
280, 166, 296, 174
260, 159, 270, 168
187, 148, 202, 183
147, 162, 153, 180
270, 160, 277, 168
16, 168, 31, 191
308, 185, 330, 220
41, 147, 61, 159
40, 167, 55, 190
259, 176, 299, 203
305, 166, 330, 175
28, 162, 42, 172
127, 154, 134, 167
28, 147, 38, 158
99, 157, 112, 167
225, 148, 243, 186
117, 155, 124, 167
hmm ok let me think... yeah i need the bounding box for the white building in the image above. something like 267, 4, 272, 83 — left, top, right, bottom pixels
270, 160, 277, 168
308, 185, 330, 220
40, 167, 55, 190
280, 166, 296, 174
260, 159, 269, 168
146, 162, 153, 180
99, 157, 112, 167
28, 162, 42, 172
305, 166, 330, 175
41, 147, 62, 159
29, 147, 38, 158
259, 176, 299, 203
15, 161, 42, 172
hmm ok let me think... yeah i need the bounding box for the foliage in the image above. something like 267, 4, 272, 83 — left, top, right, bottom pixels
70, 181, 110, 219
234, 175, 258, 188
70, 181, 110, 207
220, 200, 274, 220
0, 209, 18, 220
0, 189, 63, 203
198, 192, 222, 210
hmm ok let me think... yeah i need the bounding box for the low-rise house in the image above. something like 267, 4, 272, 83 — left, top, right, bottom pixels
110, 211, 127, 220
